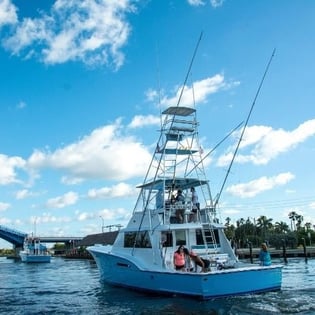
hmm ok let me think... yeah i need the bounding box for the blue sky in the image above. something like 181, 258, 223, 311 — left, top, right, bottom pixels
0, 0, 314, 248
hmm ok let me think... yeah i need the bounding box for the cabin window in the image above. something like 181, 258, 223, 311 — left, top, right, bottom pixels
175, 230, 186, 246
161, 231, 173, 247
213, 230, 219, 244
124, 231, 152, 248
195, 229, 204, 245
195, 229, 220, 245
205, 229, 219, 244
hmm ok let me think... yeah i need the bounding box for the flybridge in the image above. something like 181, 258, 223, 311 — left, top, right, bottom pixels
137, 178, 208, 190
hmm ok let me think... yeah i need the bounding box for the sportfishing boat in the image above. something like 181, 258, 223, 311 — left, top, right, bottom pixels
19, 236, 51, 263
88, 102, 283, 298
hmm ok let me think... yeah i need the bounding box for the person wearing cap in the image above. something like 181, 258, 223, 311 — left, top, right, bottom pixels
259, 243, 271, 266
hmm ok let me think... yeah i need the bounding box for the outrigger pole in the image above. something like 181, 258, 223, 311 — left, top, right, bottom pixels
213, 48, 276, 209
133, 32, 204, 241
175, 31, 203, 108
186, 121, 243, 177
167, 31, 203, 189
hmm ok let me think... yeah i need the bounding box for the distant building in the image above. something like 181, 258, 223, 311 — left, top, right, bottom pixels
65, 231, 119, 259
78, 231, 119, 247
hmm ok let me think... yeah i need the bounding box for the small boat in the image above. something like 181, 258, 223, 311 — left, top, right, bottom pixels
88, 102, 283, 299
19, 236, 51, 263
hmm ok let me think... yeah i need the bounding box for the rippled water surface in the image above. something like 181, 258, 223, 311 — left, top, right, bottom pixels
1, 257, 315, 314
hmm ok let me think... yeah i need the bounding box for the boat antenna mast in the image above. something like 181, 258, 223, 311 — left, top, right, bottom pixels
213, 48, 276, 210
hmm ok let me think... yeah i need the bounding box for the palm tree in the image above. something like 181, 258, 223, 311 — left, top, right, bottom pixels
288, 211, 298, 231
256, 215, 273, 240
305, 222, 312, 231
236, 218, 245, 228
274, 221, 290, 233
296, 214, 304, 230
225, 217, 231, 227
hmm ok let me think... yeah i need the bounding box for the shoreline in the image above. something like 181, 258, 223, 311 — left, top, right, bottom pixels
236, 246, 315, 259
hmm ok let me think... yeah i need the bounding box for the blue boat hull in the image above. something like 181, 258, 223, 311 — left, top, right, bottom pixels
90, 250, 282, 299
20, 253, 51, 263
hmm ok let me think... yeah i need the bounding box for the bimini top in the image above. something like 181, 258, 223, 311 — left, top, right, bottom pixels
137, 177, 208, 191
162, 106, 196, 116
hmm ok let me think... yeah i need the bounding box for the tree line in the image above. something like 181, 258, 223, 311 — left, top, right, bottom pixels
224, 211, 314, 249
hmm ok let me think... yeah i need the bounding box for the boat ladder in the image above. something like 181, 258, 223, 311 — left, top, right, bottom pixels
202, 223, 218, 253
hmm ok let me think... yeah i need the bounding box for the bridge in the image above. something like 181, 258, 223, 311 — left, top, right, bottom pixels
0, 225, 83, 248
0, 225, 27, 246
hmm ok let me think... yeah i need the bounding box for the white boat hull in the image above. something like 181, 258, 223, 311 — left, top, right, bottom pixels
88, 246, 282, 299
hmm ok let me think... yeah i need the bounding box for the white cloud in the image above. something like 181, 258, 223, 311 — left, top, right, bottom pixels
76, 206, 131, 223
0, 154, 25, 185
0, 0, 18, 27
128, 114, 161, 129
210, 0, 224, 8
88, 182, 136, 199
2, 0, 137, 67
77, 211, 95, 222
187, 0, 205, 6
145, 88, 159, 102
0, 201, 10, 211
160, 74, 228, 107
45, 191, 79, 209
27, 119, 152, 182
217, 119, 315, 167
0, 217, 11, 224
99, 207, 131, 222
187, 0, 224, 8
145, 74, 233, 108
226, 172, 295, 198
4, 17, 50, 56
16, 189, 34, 200
61, 176, 83, 185
30, 213, 71, 225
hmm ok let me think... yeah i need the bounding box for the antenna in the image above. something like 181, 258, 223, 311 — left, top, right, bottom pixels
214, 48, 276, 209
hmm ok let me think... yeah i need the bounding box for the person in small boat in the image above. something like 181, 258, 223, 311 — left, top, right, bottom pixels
173, 245, 186, 271
183, 248, 210, 272
189, 187, 200, 222
175, 189, 185, 223
259, 243, 271, 266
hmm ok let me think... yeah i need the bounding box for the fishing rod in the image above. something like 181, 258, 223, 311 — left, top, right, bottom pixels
186, 121, 244, 177
213, 48, 276, 209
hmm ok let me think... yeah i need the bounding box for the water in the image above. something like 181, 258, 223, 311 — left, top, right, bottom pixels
1, 257, 315, 315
